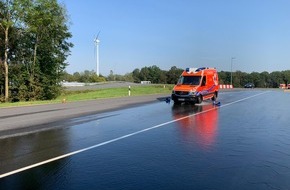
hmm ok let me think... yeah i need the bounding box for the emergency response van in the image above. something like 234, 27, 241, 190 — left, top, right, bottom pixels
171, 67, 219, 104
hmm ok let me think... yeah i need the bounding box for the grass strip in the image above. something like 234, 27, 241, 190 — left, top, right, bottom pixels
0, 85, 173, 108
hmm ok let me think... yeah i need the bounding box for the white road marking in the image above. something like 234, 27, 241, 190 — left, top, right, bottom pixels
219, 91, 269, 108
0, 91, 269, 179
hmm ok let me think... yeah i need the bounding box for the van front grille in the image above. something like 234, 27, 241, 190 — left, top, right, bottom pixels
175, 91, 189, 95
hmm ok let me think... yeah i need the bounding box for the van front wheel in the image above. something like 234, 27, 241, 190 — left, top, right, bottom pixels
196, 95, 202, 104
174, 100, 181, 105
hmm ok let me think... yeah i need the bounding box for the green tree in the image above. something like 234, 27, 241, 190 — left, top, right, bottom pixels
218, 71, 231, 85
3, 0, 73, 100
139, 67, 149, 81
132, 68, 140, 83
248, 72, 259, 87
234, 70, 247, 87
61, 71, 75, 82
147, 65, 163, 83
166, 66, 183, 84
107, 70, 115, 81
260, 71, 270, 88
134, 65, 167, 84
270, 71, 283, 88
159, 70, 167, 84
0, 0, 14, 102
27, 0, 72, 99
281, 70, 290, 86
123, 73, 134, 82
72, 72, 81, 82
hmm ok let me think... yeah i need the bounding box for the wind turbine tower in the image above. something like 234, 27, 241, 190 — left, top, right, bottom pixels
94, 32, 100, 76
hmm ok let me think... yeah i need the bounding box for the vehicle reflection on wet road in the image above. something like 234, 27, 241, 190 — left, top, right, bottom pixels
1, 90, 290, 190
172, 102, 218, 150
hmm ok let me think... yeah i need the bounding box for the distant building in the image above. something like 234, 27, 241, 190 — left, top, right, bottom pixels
141, 81, 151, 84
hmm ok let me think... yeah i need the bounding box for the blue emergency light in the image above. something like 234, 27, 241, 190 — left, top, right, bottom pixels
196, 67, 206, 72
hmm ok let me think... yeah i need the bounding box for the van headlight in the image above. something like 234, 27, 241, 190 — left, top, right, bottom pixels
189, 90, 196, 95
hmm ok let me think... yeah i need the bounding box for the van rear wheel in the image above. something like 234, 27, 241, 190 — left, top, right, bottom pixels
211, 92, 218, 101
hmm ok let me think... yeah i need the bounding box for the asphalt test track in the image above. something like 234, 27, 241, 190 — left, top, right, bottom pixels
1, 89, 290, 190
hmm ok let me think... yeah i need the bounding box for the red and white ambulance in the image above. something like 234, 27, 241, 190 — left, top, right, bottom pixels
171, 67, 219, 104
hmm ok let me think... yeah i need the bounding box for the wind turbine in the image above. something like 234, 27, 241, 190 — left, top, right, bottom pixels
94, 31, 100, 76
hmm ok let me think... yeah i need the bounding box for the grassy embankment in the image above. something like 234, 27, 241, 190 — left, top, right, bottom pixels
0, 85, 174, 108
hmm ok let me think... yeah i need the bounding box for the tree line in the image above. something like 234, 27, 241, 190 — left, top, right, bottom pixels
63, 65, 290, 88
0, 0, 72, 102
62, 66, 184, 85
219, 70, 290, 88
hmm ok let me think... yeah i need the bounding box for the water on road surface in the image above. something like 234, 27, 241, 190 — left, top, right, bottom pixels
1, 90, 290, 190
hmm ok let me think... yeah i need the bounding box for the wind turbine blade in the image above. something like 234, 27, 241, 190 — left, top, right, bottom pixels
96, 31, 101, 39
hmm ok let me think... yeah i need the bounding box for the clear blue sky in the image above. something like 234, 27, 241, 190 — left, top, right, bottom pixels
60, 0, 290, 76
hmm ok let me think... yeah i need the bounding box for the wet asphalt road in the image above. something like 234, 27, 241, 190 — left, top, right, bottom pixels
1, 89, 290, 189
0, 94, 167, 138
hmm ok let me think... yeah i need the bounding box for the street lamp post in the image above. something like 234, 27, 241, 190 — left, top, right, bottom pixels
230, 57, 236, 86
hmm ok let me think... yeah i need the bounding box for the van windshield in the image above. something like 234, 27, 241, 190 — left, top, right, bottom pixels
177, 76, 201, 85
